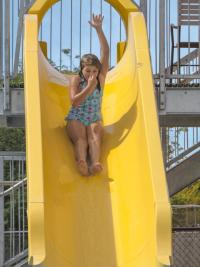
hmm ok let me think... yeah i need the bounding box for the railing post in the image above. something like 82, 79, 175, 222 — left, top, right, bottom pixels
13, 0, 25, 77
4, 0, 10, 111
140, 0, 147, 23
161, 127, 167, 165
159, 0, 166, 110
0, 158, 4, 266
0, 0, 3, 80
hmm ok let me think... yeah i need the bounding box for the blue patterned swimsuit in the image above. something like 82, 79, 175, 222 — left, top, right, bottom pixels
66, 75, 103, 126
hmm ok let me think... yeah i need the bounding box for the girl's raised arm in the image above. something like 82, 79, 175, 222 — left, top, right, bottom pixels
89, 14, 109, 77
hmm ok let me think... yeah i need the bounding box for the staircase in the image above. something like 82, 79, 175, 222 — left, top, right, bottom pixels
166, 142, 200, 196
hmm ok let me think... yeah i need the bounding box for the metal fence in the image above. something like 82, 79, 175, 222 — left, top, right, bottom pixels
173, 228, 200, 267
173, 205, 200, 228
0, 152, 27, 266
163, 127, 200, 165
172, 206, 200, 266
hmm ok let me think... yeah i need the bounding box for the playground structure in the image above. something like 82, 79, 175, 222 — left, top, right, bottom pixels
0, 1, 198, 266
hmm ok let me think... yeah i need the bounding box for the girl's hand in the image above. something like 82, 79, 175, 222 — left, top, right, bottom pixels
88, 14, 104, 32
87, 75, 97, 91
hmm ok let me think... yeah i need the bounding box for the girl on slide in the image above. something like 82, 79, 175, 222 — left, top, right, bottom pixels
65, 14, 109, 176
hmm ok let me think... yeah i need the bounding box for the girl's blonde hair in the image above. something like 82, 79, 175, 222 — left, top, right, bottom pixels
80, 54, 102, 71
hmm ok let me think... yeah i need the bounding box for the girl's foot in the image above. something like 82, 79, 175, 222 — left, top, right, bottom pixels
77, 160, 89, 176
90, 162, 103, 175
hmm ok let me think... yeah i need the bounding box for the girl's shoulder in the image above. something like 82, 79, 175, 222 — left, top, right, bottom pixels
71, 74, 81, 84
70, 74, 82, 88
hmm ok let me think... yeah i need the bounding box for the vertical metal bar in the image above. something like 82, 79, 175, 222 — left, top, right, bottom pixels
193, 127, 195, 145
177, 1, 180, 81
188, 0, 190, 75
11, 160, 15, 257
50, 7, 52, 61
79, 0, 82, 59
167, 127, 169, 162
194, 207, 197, 226
4, 0, 11, 111
0, 158, 5, 266
159, 0, 166, 110
168, 0, 171, 75
13, 0, 24, 77
11, 0, 14, 75
40, 21, 42, 40
9, 161, 12, 258
21, 23, 24, 73
155, 0, 158, 74
198, 21, 200, 84
109, 5, 112, 66
18, 160, 21, 253
166, 0, 169, 70
18, 0, 20, 15
22, 160, 25, 250
120, 17, 122, 41
161, 127, 167, 165
0, 0, 3, 79
140, 0, 147, 24
184, 128, 186, 151
148, 0, 151, 46
90, 0, 92, 53
70, 0, 72, 70
59, 0, 62, 70
174, 128, 177, 157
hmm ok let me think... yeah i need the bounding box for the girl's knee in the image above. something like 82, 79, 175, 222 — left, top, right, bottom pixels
88, 136, 101, 145
75, 137, 88, 146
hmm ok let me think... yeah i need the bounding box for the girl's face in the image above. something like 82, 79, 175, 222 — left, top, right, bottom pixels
82, 65, 99, 80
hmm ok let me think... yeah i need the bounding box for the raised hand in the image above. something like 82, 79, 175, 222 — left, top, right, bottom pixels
88, 14, 104, 32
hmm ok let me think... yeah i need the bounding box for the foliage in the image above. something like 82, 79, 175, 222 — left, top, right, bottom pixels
171, 179, 200, 205
0, 128, 25, 151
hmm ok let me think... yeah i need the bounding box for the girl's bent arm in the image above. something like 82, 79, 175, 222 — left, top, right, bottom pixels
70, 76, 95, 107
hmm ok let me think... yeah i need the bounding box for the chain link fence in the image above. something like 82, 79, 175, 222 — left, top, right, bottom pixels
172, 205, 200, 267
173, 228, 200, 267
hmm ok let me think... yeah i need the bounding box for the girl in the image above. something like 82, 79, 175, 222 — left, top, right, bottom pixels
66, 14, 109, 176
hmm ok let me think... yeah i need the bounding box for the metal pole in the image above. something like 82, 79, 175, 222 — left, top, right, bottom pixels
4, 0, 11, 111
13, 0, 25, 77
161, 127, 167, 165
0, 158, 5, 266
159, 0, 166, 110
0, 0, 3, 80
140, 0, 147, 24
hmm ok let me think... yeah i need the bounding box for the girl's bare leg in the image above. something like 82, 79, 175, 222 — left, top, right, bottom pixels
87, 121, 104, 175
67, 120, 89, 176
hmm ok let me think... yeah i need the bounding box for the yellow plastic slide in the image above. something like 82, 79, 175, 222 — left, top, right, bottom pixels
24, 0, 172, 266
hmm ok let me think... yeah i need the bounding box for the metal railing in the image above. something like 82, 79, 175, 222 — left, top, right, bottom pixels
161, 126, 200, 166
0, 152, 27, 266
173, 205, 200, 228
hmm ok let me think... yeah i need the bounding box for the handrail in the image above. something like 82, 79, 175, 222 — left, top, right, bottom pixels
166, 142, 200, 169
3, 249, 28, 267
0, 178, 27, 197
